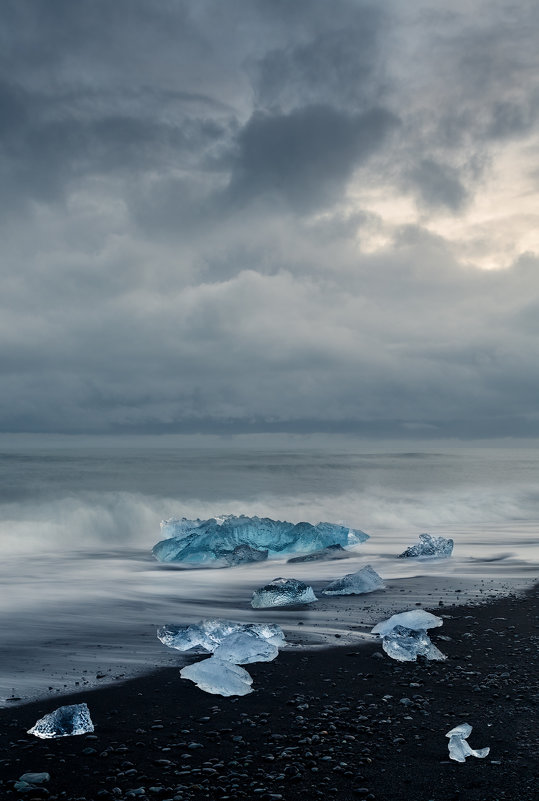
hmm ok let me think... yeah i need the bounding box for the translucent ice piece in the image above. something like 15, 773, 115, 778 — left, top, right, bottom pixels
399, 533, 453, 558
251, 577, 318, 608
381, 625, 446, 662
371, 609, 442, 636
322, 565, 385, 596
157, 619, 285, 653
446, 723, 490, 762
447, 723, 473, 738
28, 703, 94, 739
213, 631, 279, 664
153, 515, 369, 565
180, 657, 253, 696
287, 544, 351, 563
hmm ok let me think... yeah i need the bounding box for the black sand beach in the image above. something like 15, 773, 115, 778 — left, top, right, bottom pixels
0, 585, 537, 801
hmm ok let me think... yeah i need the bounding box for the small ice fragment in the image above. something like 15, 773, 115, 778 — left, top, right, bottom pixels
153, 514, 369, 566
322, 565, 385, 596
287, 544, 351, 563
371, 609, 442, 635
28, 703, 94, 739
399, 533, 453, 558
251, 577, 317, 608
446, 722, 490, 762
372, 610, 445, 662
381, 625, 446, 662
213, 631, 279, 664
180, 657, 253, 696
157, 619, 285, 653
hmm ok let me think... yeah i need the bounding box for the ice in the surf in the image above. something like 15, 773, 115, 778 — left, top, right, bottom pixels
157, 619, 285, 653
251, 577, 317, 608
153, 515, 368, 565
287, 544, 351, 563
399, 533, 453, 558
322, 565, 385, 596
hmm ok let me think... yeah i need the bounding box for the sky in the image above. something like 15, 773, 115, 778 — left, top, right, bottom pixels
1, 0, 539, 438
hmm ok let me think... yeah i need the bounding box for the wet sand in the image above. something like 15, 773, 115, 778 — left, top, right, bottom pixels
0, 584, 537, 801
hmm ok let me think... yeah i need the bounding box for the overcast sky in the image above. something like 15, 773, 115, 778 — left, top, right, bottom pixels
1, 0, 539, 437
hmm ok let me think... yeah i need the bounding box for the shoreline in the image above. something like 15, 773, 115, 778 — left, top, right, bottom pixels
1, 566, 533, 707
0, 584, 537, 801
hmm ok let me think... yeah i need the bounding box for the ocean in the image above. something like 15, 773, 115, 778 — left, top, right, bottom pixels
0, 434, 537, 705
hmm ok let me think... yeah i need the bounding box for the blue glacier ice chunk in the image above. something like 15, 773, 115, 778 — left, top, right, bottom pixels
28, 703, 94, 739
213, 631, 279, 664
380, 625, 446, 662
157, 619, 285, 653
372, 610, 445, 662
446, 723, 490, 762
153, 515, 369, 566
322, 565, 385, 596
371, 609, 442, 635
251, 577, 317, 608
180, 657, 253, 696
399, 533, 453, 558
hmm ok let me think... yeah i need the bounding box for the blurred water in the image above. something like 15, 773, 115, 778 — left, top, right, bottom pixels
0, 436, 537, 705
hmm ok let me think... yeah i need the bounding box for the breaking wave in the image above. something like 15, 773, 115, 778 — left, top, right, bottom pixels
0, 482, 537, 555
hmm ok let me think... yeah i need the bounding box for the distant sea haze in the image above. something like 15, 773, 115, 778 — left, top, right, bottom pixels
1, 436, 539, 551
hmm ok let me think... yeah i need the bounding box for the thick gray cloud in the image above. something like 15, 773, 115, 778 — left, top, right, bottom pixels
406, 159, 468, 211
227, 105, 398, 212
0, 0, 538, 437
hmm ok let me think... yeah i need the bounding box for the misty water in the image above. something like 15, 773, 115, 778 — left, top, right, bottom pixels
0, 435, 537, 705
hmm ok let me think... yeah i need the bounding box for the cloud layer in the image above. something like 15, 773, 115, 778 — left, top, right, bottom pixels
1, 0, 539, 436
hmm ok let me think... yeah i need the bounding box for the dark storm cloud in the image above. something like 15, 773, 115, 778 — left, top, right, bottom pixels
0, 75, 229, 212
227, 105, 399, 212
253, 12, 386, 112
0, 0, 538, 437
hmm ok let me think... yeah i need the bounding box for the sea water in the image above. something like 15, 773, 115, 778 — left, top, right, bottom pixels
0, 434, 537, 704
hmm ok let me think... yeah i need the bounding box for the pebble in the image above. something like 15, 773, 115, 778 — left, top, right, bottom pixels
19, 773, 50, 785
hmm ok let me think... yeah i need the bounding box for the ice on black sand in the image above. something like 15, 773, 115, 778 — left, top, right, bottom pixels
165, 620, 284, 695
372, 610, 446, 662
28, 703, 94, 739
213, 631, 279, 664
251, 577, 317, 608
446, 723, 490, 762
180, 657, 253, 696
